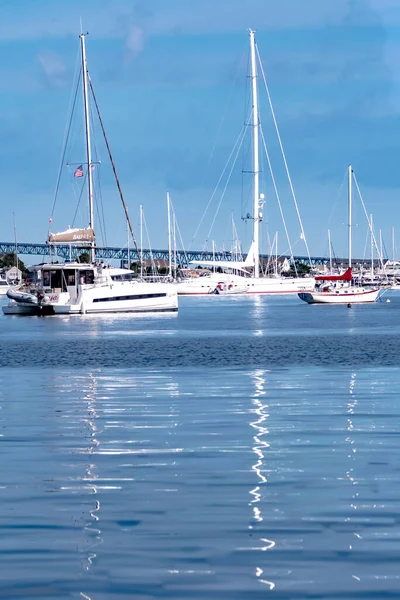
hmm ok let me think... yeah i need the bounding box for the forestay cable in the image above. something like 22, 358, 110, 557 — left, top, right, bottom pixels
352, 173, 385, 270
49, 49, 81, 224
259, 125, 297, 275
256, 45, 311, 266
189, 125, 247, 250
204, 126, 247, 247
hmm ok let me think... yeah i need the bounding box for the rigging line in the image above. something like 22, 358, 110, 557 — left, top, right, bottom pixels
205, 45, 247, 173
205, 125, 248, 246
170, 199, 190, 266
88, 75, 140, 259
362, 223, 369, 262
189, 124, 247, 250
232, 214, 243, 260
352, 173, 385, 270
243, 49, 252, 139
328, 169, 347, 226
329, 239, 339, 267
241, 56, 253, 213
71, 169, 88, 227
241, 127, 253, 216
189, 45, 247, 252
97, 170, 108, 247
259, 126, 297, 275
88, 103, 107, 247
256, 45, 311, 266
88, 103, 105, 246
142, 211, 158, 275
279, 239, 303, 257
50, 58, 82, 223
94, 177, 107, 247
382, 237, 389, 261
322, 169, 347, 258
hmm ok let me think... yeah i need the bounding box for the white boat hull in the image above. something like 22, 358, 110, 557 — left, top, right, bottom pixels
3, 295, 178, 315
177, 275, 315, 296
212, 283, 248, 295
176, 280, 215, 295
176, 274, 248, 296
2, 303, 39, 315
246, 276, 315, 295
298, 287, 380, 304
3, 274, 178, 316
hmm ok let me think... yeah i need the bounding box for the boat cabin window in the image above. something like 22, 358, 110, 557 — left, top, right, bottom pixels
111, 273, 135, 282
43, 269, 65, 291
43, 271, 51, 288
42, 269, 76, 292
78, 270, 94, 285
66, 271, 76, 286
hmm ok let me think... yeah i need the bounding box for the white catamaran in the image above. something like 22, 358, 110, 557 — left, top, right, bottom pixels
3, 33, 178, 316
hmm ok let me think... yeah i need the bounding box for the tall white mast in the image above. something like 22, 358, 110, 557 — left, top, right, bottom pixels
212, 240, 215, 273
231, 213, 236, 261
392, 226, 395, 262
140, 204, 143, 279
80, 32, 95, 262
328, 228, 332, 273
13, 212, 18, 272
348, 165, 352, 269
127, 207, 130, 269
249, 30, 260, 278
379, 228, 383, 263
173, 214, 177, 278
167, 192, 172, 279
370, 214, 374, 278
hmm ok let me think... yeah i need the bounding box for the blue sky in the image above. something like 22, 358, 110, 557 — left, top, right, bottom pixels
1, 0, 400, 260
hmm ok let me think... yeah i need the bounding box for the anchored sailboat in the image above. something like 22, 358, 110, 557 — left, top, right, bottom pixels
180, 30, 315, 295
3, 32, 178, 316
244, 30, 314, 294
298, 166, 381, 305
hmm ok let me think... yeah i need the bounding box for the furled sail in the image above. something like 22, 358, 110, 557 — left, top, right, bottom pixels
315, 267, 352, 282
48, 227, 95, 244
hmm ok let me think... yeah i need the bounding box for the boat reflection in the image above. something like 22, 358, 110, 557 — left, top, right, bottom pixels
80, 372, 102, 573
249, 369, 275, 590
51, 370, 103, 600
249, 295, 266, 337
346, 371, 361, 582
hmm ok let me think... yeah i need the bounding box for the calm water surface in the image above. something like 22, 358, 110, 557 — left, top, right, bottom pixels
1, 293, 400, 599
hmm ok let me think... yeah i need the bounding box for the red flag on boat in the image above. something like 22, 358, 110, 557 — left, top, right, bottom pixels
74, 165, 83, 178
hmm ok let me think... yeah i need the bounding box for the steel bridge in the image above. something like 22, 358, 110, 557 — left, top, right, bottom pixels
0, 240, 372, 267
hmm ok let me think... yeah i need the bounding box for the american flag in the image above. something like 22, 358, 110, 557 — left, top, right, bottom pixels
74, 165, 83, 178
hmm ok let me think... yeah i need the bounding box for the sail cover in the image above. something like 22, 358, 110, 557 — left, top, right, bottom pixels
315, 267, 352, 281
48, 227, 95, 244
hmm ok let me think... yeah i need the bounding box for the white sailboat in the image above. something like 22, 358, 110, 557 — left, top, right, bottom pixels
244, 30, 314, 294
166, 193, 249, 295
298, 166, 381, 305
179, 30, 314, 296
3, 32, 178, 316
